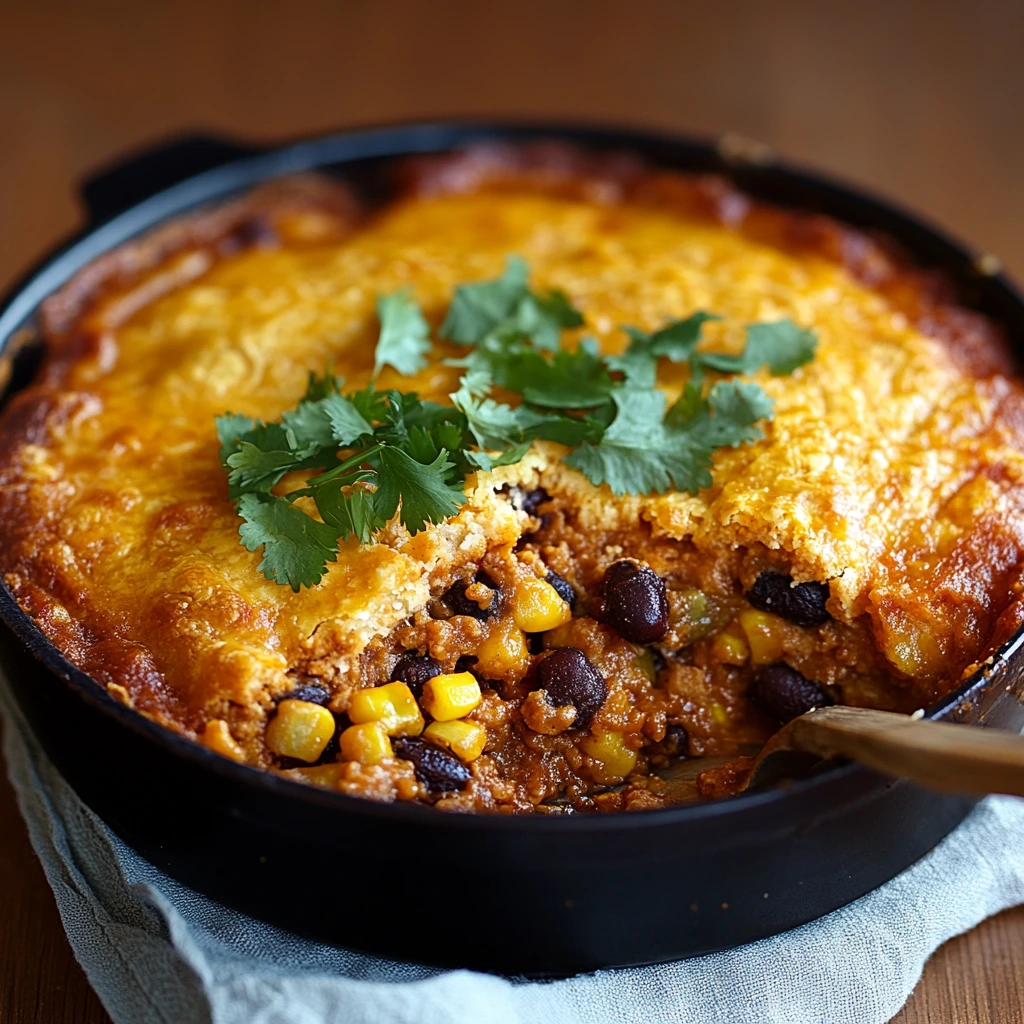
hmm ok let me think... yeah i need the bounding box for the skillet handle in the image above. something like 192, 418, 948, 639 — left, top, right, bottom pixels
784, 706, 1024, 797
80, 132, 261, 224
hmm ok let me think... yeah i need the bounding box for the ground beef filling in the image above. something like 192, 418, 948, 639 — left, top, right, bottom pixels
266, 487, 901, 812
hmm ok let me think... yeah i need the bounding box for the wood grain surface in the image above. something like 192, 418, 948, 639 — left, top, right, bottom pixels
1, 1, 1023, 1021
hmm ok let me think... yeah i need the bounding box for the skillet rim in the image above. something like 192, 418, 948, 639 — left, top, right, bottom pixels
2, 117, 1023, 833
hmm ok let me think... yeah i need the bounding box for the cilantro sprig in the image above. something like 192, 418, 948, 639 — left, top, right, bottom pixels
217, 258, 816, 589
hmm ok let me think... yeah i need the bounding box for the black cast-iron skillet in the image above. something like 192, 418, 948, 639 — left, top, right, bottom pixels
2, 122, 1024, 976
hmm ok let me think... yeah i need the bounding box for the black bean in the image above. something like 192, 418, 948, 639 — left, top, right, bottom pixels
389, 652, 442, 697
544, 569, 576, 606
314, 713, 348, 765
602, 561, 669, 644
452, 656, 498, 691
749, 664, 834, 723
282, 683, 330, 706
443, 570, 499, 620
394, 737, 471, 793
536, 648, 608, 728
747, 572, 831, 627
662, 723, 689, 758
519, 488, 550, 517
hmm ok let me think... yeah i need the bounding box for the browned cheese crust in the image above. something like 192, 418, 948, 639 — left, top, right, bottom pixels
2, 143, 1023, 812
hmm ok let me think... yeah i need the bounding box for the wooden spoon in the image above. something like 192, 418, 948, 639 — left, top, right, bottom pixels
739, 705, 1024, 796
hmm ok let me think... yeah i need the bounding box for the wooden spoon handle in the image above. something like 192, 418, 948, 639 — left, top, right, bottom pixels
784, 706, 1024, 797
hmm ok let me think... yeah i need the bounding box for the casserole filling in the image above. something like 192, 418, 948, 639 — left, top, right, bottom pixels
261, 483, 901, 813
3, 144, 1023, 814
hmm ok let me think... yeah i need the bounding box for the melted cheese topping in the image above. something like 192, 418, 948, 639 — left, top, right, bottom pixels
4, 187, 1024, 737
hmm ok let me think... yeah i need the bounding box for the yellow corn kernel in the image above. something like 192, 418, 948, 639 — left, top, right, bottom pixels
512, 576, 572, 633
709, 700, 730, 726
424, 719, 487, 761
199, 719, 245, 762
712, 630, 750, 665
294, 763, 343, 787
738, 609, 787, 665
581, 730, 638, 785
348, 682, 425, 737
266, 700, 336, 763
339, 721, 393, 765
421, 672, 482, 722
475, 618, 529, 679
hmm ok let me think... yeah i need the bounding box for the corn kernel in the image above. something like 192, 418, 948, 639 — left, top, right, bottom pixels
266, 700, 336, 763
581, 730, 638, 785
348, 681, 425, 737
424, 719, 487, 761
421, 672, 482, 722
512, 576, 572, 633
294, 763, 343, 787
475, 618, 529, 679
198, 719, 245, 762
339, 721, 393, 765
712, 630, 750, 665
739, 608, 786, 665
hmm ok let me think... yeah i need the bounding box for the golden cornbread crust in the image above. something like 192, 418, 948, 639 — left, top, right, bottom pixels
2, 143, 1023, 811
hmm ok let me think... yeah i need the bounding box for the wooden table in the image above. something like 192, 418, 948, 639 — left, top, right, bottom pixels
2, 1, 1023, 1020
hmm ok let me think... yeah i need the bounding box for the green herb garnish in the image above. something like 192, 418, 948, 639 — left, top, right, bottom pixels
217, 258, 816, 589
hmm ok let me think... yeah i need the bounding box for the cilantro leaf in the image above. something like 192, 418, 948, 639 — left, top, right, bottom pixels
226, 441, 312, 494
313, 484, 380, 545
605, 345, 657, 390
301, 365, 343, 402
694, 318, 817, 377
215, 412, 256, 468
282, 392, 372, 448
237, 492, 340, 591
374, 447, 466, 534
223, 423, 319, 495
323, 393, 374, 445
440, 256, 529, 344
452, 387, 543, 449
610, 313, 720, 388
626, 312, 721, 362
503, 343, 615, 409
667, 379, 774, 449
374, 289, 431, 377
466, 441, 533, 472
564, 390, 715, 496
440, 255, 585, 352
527, 412, 609, 446
664, 381, 706, 426
742, 319, 818, 375
702, 381, 775, 447
508, 288, 584, 351
348, 384, 390, 424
